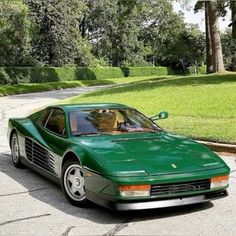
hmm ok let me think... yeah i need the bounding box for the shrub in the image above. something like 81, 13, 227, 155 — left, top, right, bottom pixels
123, 67, 168, 77
91, 67, 124, 79
0, 68, 11, 84
75, 67, 124, 80
186, 65, 206, 75
0, 65, 206, 85
0, 67, 125, 84
198, 65, 206, 74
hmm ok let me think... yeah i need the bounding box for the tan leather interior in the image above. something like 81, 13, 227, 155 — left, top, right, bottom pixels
97, 112, 116, 132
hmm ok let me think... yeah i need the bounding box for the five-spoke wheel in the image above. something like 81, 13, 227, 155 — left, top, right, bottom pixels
61, 160, 88, 206
11, 133, 23, 168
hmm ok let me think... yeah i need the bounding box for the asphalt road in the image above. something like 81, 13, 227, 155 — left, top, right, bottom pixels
0, 88, 235, 236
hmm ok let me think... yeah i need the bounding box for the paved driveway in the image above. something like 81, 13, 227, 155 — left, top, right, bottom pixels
0, 88, 236, 235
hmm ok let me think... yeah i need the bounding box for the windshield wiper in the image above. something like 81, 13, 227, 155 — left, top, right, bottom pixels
128, 129, 160, 133
74, 132, 100, 136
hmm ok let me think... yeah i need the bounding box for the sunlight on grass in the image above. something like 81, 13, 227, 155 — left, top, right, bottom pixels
0, 75, 171, 96
63, 73, 236, 143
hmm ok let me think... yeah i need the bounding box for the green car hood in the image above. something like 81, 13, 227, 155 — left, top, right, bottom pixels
73, 132, 226, 177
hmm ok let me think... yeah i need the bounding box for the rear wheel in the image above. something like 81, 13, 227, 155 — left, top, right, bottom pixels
61, 160, 88, 207
11, 133, 23, 168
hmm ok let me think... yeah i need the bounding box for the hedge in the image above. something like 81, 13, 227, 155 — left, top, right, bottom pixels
75, 67, 124, 80
0, 66, 206, 85
0, 67, 125, 84
186, 65, 206, 75
122, 66, 168, 77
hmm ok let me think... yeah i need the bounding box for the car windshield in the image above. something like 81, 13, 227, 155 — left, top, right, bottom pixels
69, 108, 162, 136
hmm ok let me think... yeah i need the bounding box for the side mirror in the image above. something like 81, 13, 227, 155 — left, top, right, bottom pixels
150, 111, 168, 121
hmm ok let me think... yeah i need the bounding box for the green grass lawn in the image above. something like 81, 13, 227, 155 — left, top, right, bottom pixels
62, 73, 236, 144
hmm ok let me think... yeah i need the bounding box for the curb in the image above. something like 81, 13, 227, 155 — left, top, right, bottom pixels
196, 140, 236, 154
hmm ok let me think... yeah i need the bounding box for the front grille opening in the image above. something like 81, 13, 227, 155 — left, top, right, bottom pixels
151, 179, 210, 196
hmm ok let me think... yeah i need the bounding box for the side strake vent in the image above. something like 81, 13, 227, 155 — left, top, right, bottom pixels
25, 138, 33, 162
25, 137, 55, 174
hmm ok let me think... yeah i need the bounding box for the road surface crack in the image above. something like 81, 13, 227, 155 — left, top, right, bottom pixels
61, 226, 76, 236
103, 217, 132, 236
0, 214, 51, 227
0, 187, 51, 197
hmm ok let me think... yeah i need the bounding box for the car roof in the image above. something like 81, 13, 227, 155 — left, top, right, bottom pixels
48, 103, 130, 112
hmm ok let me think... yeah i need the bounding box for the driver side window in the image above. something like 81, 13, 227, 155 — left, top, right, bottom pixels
45, 108, 66, 136
37, 108, 53, 127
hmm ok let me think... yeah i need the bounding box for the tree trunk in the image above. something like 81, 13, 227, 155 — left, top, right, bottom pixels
230, 1, 236, 71
205, 1, 214, 73
208, 0, 225, 73
231, 0, 236, 39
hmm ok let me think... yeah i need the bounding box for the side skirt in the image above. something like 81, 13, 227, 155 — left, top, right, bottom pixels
21, 157, 61, 185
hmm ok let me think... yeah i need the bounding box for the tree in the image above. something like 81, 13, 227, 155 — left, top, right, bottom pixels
24, 0, 93, 66
0, 0, 32, 66
79, 0, 187, 67
230, 1, 236, 70
208, 1, 224, 72
196, 0, 225, 73
138, 0, 186, 66
154, 24, 205, 71
205, 1, 214, 73
232, 1, 236, 38
80, 0, 146, 67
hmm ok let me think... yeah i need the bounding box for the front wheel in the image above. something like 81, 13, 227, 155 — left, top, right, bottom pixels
11, 133, 23, 168
61, 160, 88, 207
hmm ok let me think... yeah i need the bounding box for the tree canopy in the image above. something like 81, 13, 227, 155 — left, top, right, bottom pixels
0, 0, 234, 71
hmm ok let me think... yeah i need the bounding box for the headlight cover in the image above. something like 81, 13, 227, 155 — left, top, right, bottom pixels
210, 175, 229, 189
119, 185, 150, 198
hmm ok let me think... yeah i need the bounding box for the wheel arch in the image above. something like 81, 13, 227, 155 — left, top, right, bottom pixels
61, 151, 82, 169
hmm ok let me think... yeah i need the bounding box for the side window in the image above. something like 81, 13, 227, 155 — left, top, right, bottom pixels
37, 108, 53, 127
45, 108, 66, 136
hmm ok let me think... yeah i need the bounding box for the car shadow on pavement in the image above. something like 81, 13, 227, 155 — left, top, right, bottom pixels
0, 153, 214, 225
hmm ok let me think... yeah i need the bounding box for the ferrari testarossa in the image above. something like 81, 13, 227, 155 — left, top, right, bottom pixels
8, 103, 230, 210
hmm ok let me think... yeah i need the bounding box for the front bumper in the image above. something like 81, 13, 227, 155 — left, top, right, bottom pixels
87, 190, 228, 211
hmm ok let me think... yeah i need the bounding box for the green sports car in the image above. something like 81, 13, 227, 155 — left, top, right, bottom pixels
8, 103, 230, 210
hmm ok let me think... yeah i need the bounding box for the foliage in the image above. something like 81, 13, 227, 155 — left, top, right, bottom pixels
0, 68, 11, 84
80, 0, 147, 67
0, 65, 207, 85
221, 29, 236, 69
24, 0, 93, 66
155, 25, 205, 70
0, 0, 33, 66
0, 67, 125, 84
80, 0, 197, 68
123, 67, 168, 77
0, 0, 227, 73
139, 0, 188, 67
75, 67, 124, 80
186, 65, 206, 75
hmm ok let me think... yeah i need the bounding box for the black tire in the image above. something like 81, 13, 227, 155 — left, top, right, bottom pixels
61, 160, 88, 207
11, 133, 23, 168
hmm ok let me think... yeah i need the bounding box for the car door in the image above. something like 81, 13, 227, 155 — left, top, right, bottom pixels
36, 108, 68, 176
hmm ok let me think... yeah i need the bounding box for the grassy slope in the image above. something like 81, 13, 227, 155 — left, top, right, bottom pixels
63, 73, 236, 144
0, 80, 115, 96
0, 75, 164, 97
